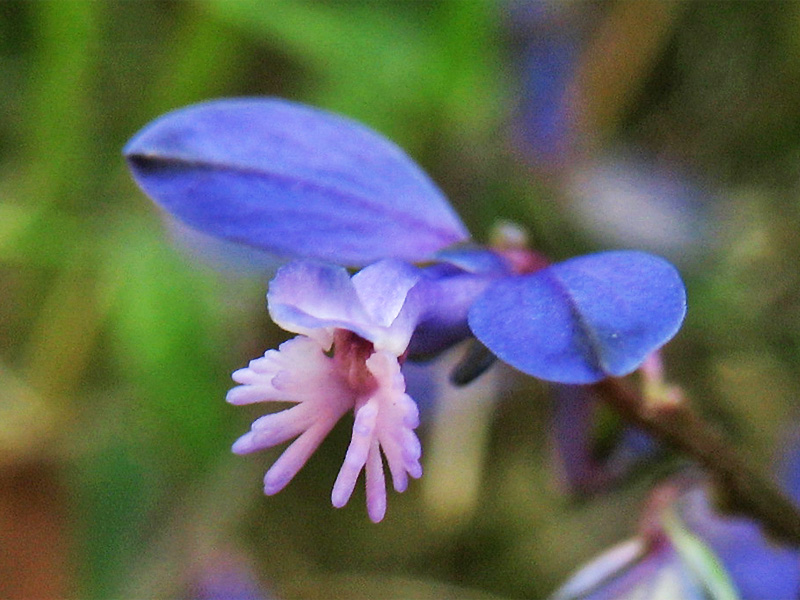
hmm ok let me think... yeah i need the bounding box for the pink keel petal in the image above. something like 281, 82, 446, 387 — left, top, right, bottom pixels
230, 368, 263, 385
246, 351, 283, 373
402, 398, 421, 428
331, 402, 378, 508
228, 334, 357, 495
263, 422, 333, 495
390, 466, 409, 494
364, 351, 424, 493
365, 441, 387, 523
231, 405, 317, 454
406, 461, 423, 480
382, 440, 421, 493
330, 351, 424, 520
226, 384, 281, 405
231, 431, 262, 455
402, 430, 423, 461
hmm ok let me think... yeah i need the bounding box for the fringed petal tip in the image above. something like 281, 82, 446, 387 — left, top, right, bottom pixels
329, 351, 423, 522
228, 334, 355, 497
226, 384, 268, 406
228, 302, 423, 522
226, 335, 350, 405
226, 350, 284, 404
231, 432, 258, 455
260, 423, 344, 496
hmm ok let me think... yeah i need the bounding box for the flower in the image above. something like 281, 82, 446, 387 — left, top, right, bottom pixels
226, 259, 425, 523
551, 471, 800, 600
124, 97, 687, 386
549, 383, 659, 496
124, 97, 689, 522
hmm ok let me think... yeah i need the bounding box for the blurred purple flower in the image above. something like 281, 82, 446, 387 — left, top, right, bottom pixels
509, 6, 719, 265
506, 0, 596, 171
188, 549, 275, 600
565, 153, 718, 263
550, 384, 659, 495
514, 32, 579, 170
552, 471, 800, 600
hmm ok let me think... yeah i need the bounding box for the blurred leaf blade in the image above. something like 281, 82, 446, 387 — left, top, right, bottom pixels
22, 0, 102, 206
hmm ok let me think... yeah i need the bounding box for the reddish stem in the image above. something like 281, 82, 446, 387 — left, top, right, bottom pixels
591, 377, 800, 546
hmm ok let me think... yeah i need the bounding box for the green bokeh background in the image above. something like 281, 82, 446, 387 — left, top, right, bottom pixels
3, 2, 800, 598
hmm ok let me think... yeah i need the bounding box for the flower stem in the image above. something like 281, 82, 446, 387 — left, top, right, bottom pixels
592, 377, 800, 546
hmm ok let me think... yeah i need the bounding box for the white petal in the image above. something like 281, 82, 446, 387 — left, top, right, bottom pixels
365, 441, 387, 523
331, 400, 378, 508
228, 334, 356, 494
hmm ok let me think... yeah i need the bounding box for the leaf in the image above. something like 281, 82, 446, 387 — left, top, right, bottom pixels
124, 98, 469, 267
468, 251, 686, 384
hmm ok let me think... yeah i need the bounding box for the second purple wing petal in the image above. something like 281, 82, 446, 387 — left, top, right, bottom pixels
468, 251, 686, 384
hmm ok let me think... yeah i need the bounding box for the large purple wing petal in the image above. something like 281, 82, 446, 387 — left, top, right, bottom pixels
124, 98, 469, 266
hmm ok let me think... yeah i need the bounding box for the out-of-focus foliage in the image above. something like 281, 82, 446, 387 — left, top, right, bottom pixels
2, 2, 800, 599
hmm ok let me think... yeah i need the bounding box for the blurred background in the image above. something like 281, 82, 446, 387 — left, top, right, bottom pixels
3, 1, 800, 598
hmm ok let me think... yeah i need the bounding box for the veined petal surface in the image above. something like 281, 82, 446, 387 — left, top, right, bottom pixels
267, 260, 368, 348
468, 251, 687, 384
124, 98, 469, 266
267, 259, 423, 355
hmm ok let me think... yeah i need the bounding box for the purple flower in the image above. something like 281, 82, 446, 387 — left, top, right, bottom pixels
551, 474, 800, 600
188, 549, 275, 600
124, 98, 687, 384
124, 97, 688, 520
549, 383, 659, 495
551, 537, 702, 600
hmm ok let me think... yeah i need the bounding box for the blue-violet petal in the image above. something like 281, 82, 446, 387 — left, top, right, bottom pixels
124, 98, 469, 266
468, 251, 687, 384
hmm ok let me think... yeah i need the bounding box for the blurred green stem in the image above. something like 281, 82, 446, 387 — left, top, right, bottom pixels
21, 244, 102, 400
23, 0, 100, 208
